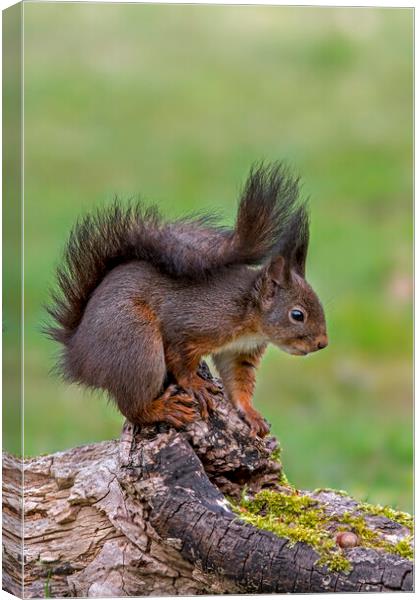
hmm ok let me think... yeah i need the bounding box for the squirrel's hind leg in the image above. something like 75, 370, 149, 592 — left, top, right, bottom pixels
111, 304, 201, 428
69, 291, 202, 429
104, 299, 200, 429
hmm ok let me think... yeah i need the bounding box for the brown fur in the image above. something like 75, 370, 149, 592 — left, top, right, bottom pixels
45, 163, 327, 436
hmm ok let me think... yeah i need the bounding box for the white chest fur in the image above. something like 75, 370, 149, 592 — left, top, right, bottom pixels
213, 334, 266, 355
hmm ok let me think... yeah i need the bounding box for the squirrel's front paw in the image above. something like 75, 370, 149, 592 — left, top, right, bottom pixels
240, 407, 270, 438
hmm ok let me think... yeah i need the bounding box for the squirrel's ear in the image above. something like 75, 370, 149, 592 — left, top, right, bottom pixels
255, 256, 289, 308
267, 255, 288, 285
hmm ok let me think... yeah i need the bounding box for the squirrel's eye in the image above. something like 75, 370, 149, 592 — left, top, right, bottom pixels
289, 308, 305, 323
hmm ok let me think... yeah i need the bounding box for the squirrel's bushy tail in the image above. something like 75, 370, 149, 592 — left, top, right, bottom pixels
46, 162, 305, 343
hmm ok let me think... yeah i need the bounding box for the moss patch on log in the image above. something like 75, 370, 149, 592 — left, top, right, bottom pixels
339, 511, 413, 560
232, 489, 352, 573
358, 502, 413, 531
232, 488, 413, 574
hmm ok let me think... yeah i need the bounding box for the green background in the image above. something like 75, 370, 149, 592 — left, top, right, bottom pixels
16, 4, 413, 510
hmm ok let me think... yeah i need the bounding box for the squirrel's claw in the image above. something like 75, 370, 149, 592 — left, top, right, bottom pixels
240, 407, 270, 438
197, 377, 221, 395
194, 389, 216, 420
178, 375, 218, 421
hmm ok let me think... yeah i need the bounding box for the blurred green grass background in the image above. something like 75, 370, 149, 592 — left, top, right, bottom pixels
13, 4, 413, 510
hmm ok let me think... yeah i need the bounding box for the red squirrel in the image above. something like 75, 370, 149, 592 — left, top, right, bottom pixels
46, 163, 327, 437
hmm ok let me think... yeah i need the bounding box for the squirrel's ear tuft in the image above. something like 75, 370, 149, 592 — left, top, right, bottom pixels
277, 203, 309, 278
292, 238, 308, 277
292, 205, 309, 277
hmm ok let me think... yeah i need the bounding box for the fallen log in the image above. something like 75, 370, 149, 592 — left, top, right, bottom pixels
2, 365, 413, 596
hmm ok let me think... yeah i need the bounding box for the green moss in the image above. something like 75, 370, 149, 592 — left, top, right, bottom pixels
340, 512, 414, 560
358, 502, 413, 532
270, 446, 282, 464
232, 489, 414, 573
318, 551, 352, 574
232, 489, 351, 573
393, 537, 414, 559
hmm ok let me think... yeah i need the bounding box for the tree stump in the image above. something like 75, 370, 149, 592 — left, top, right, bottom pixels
2, 365, 413, 596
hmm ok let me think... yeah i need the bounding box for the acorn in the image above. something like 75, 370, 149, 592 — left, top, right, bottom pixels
336, 531, 359, 548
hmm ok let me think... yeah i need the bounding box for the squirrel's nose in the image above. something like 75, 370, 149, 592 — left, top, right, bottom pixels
316, 335, 328, 350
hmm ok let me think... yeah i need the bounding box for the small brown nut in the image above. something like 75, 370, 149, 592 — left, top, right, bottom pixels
336, 531, 359, 548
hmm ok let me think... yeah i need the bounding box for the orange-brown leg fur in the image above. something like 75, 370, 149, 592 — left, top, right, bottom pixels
212, 344, 269, 437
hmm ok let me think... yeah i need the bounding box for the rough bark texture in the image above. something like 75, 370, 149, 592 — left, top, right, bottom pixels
3, 365, 414, 597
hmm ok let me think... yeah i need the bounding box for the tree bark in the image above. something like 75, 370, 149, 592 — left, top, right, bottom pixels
3, 365, 413, 596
